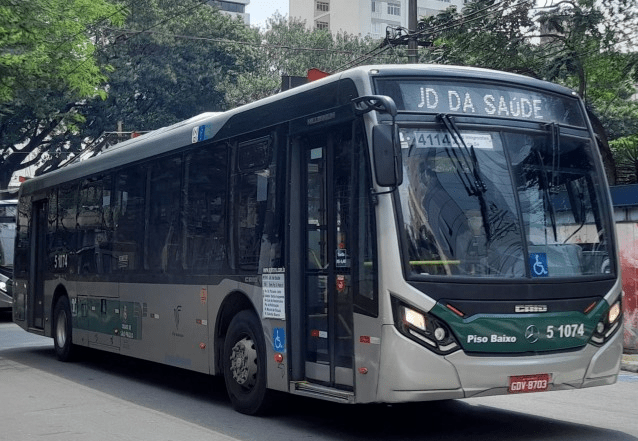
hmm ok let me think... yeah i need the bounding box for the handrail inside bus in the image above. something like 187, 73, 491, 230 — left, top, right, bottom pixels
409, 260, 461, 265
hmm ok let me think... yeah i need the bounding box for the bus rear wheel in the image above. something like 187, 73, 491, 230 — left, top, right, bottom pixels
53, 296, 75, 362
223, 310, 271, 415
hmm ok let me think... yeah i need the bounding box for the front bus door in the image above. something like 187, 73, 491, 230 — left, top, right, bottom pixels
301, 125, 357, 390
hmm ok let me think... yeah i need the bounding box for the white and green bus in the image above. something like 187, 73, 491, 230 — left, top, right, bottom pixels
13, 65, 622, 414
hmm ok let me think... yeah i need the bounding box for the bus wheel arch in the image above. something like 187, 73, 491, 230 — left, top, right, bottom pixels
52, 287, 75, 362
215, 291, 254, 373
216, 292, 271, 414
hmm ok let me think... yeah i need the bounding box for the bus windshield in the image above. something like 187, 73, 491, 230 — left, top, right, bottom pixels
397, 123, 613, 279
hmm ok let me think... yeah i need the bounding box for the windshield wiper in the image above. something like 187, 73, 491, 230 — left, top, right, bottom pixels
437, 113, 491, 241
437, 114, 487, 196
535, 150, 558, 242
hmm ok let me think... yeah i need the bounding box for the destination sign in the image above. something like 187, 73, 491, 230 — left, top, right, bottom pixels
375, 80, 586, 127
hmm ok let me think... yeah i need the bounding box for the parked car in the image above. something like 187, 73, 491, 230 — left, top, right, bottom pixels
0, 269, 12, 311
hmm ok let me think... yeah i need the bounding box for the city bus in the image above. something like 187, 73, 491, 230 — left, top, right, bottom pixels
13, 64, 622, 415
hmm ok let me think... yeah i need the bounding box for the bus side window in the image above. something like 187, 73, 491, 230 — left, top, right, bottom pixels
57, 181, 79, 272
184, 145, 229, 274
78, 175, 112, 275
236, 172, 265, 269
113, 166, 147, 272
147, 155, 183, 273
235, 137, 275, 271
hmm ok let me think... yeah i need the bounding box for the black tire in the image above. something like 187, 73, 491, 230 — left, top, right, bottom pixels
223, 310, 271, 415
53, 296, 75, 362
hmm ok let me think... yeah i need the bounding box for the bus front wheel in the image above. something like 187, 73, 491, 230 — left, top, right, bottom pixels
53, 296, 75, 362
223, 310, 271, 415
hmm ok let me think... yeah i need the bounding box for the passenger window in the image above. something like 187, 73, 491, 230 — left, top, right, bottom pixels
113, 166, 147, 272
77, 176, 112, 275
55, 181, 79, 264
235, 136, 282, 271
184, 145, 229, 273
147, 155, 183, 272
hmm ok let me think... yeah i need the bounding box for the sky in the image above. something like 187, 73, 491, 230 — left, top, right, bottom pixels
246, 0, 290, 29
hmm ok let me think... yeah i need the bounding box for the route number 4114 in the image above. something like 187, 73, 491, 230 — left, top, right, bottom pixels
546, 323, 584, 339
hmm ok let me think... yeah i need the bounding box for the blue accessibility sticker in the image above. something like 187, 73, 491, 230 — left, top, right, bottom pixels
529, 253, 549, 277
273, 327, 286, 352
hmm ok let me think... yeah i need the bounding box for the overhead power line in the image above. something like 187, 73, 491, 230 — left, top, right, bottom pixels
105, 28, 366, 55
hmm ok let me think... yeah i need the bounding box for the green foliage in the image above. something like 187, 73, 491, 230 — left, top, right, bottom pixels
262, 15, 377, 76
0, 0, 125, 104
0, 0, 265, 187
223, 15, 380, 106
611, 134, 638, 184
0, 0, 126, 187
91, 0, 262, 131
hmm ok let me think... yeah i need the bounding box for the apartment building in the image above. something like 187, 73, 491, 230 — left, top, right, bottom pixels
290, 0, 467, 38
208, 0, 251, 24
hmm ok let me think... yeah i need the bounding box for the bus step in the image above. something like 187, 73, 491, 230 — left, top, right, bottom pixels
290, 381, 355, 404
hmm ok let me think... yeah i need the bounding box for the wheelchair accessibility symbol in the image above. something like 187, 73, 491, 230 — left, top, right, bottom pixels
273, 328, 286, 353
529, 253, 549, 277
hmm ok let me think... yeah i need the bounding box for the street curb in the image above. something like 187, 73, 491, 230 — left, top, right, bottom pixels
621, 355, 638, 373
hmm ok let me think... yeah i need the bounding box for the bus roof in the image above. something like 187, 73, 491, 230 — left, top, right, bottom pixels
19, 64, 579, 196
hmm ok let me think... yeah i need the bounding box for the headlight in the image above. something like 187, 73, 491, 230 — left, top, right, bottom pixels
0, 281, 6, 292
392, 298, 460, 355
608, 302, 621, 324
404, 307, 426, 331
590, 300, 622, 346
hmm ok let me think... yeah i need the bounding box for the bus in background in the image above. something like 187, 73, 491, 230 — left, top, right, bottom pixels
0, 199, 17, 311
13, 65, 622, 414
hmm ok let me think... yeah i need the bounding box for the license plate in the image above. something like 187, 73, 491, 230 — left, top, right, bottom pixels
508, 373, 550, 393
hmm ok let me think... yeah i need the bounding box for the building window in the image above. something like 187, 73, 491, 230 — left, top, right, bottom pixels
316, 20, 329, 30
370, 22, 381, 39
371, 1, 377, 12
316, 1, 329, 12
208, 1, 245, 13
388, 3, 400, 16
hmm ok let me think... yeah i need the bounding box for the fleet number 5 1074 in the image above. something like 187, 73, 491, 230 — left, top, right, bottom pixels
546, 323, 585, 339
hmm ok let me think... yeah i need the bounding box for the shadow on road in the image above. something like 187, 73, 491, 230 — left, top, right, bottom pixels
1, 339, 636, 441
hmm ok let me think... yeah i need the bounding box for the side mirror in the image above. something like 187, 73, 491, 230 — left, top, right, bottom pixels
373, 124, 403, 187
352, 95, 403, 188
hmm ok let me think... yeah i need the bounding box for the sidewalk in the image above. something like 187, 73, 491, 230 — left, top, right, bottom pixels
621, 353, 638, 373
0, 357, 239, 441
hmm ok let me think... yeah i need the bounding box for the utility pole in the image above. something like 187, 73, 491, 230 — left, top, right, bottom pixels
408, 0, 418, 63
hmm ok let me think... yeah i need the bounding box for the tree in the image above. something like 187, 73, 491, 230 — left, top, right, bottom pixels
88, 0, 263, 133
413, 0, 638, 184
0, 0, 125, 188
611, 134, 638, 184
224, 15, 383, 106
0, 0, 266, 185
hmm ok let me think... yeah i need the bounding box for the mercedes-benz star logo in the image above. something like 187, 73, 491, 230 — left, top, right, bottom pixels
525, 325, 539, 343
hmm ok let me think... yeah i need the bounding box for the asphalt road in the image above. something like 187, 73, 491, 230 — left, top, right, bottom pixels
1, 310, 637, 441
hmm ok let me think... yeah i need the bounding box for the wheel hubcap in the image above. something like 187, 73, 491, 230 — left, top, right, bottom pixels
229, 336, 257, 388
56, 310, 67, 347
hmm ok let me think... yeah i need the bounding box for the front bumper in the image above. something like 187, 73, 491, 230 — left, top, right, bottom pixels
375, 323, 622, 403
